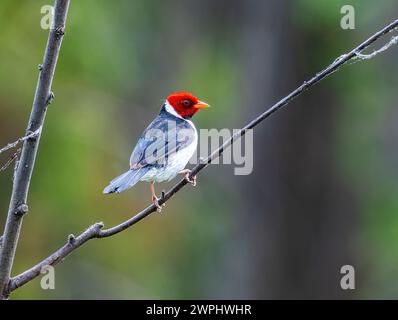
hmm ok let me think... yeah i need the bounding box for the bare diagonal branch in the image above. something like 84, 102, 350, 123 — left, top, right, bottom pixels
6, 18, 398, 295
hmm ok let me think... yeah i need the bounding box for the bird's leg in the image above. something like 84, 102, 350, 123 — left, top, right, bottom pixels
150, 182, 164, 212
179, 169, 197, 187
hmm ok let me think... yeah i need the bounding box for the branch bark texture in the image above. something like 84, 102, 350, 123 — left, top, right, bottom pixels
5, 18, 398, 296
0, 0, 70, 299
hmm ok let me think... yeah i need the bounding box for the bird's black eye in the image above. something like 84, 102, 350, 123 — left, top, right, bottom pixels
182, 99, 191, 107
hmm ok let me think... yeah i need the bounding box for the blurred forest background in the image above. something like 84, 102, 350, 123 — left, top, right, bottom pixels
0, 0, 397, 299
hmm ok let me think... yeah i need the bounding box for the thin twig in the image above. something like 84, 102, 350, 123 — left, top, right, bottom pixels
355, 35, 398, 60
6, 18, 398, 295
0, 128, 41, 155
0, 0, 70, 299
0, 149, 21, 173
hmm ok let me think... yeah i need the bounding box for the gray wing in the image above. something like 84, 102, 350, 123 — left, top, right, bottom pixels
129, 115, 196, 168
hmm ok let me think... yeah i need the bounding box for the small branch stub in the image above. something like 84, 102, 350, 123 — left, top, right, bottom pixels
46, 91, 55, 106
54, 26, 65, 39
14, 204, 29, 216
25, 130, 38, 141
96, 222, 104, 231
67, 234, 75, 244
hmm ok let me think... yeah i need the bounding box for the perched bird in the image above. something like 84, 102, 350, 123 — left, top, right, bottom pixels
103, 92, 210, 211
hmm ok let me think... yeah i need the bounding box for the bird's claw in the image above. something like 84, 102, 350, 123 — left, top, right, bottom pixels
152, 196, 165, 213
180, 169, 197, 186
185, 173, 197, 186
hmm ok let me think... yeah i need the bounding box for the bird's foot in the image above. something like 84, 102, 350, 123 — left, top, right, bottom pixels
152, 196, 162, 212
152, 194, 165, 213
180, 169, 197, 187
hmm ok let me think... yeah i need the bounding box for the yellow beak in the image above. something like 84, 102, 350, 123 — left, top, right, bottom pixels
193, 101, 210, 109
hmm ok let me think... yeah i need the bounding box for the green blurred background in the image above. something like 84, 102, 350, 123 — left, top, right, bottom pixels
0, 0, 397, 299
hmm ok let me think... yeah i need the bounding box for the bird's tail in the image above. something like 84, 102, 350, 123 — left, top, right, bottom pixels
103, 168, 149, 194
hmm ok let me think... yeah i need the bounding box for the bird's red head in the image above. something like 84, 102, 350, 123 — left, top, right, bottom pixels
166, 92, 210, 118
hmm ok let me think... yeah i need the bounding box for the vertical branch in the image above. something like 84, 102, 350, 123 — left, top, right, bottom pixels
0, 0, 70, 299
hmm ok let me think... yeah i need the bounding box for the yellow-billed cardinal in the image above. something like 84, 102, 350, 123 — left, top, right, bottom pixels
103, 92, 210, 211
